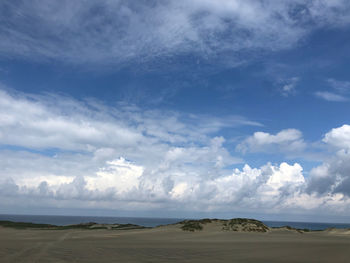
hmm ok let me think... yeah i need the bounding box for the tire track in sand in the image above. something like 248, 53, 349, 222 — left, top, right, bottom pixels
32, 231, 72, 262
4, 231, 72, 263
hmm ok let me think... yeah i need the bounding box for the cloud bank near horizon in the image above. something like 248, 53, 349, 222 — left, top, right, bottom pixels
1, 88, 350, 218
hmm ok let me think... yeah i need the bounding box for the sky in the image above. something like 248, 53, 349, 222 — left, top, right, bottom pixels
1, 0, 350, 222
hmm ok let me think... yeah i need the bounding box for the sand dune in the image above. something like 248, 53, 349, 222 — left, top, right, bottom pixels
1, 219, 350, 262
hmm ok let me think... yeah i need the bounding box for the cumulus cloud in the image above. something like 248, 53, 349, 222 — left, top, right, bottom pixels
0, 0, 350, 67
0, 87, 250, 210
4, 154, 350, 216
307, 150, 350, 197
308, 125, 350, 198
323, 124, 350, 149
2, 88, 350, 216
0, 155, 309, 213
237, 129, 306, 154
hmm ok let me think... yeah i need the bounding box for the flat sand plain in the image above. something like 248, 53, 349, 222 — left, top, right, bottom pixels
1, 224, 350, 263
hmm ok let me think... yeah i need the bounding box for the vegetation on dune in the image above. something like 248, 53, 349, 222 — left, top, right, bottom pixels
110, 224, 148, 230
180, 218, 271, 232
0, 221, 102, 230
223, 218, 270, 232
0, 220, 57, 229
59, 222, 100, 230
0, 220, 146, 230
0, 218, 315, 233
272, 225, 311, 233
179, 218, 213, 225
180, 221, 203, 232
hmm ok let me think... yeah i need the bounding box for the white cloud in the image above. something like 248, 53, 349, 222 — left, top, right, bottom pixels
0, 87, 249, 208
5, 156, 350, 216
0, 1, 349, 67
86, 158, 143, 193
327, 78, 350, 93
0, 153, 310, 212
0, 90, 142, 151
314, 91, 348, 102
0, 89, 259, 155
280, 77, 299, 96
237, 129, 306, 154
267, 162, 305, 189
213, 162, 305, 208
307, 149, 350, 196
308, 125, 350, 197
323, 124, 350, 149
2, 88, 350, 216
315, 79, 350, 102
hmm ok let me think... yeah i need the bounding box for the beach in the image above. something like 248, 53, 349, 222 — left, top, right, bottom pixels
1, 220, 350, 263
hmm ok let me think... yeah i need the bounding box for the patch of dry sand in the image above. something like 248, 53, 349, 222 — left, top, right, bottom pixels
0, 224, 350, 262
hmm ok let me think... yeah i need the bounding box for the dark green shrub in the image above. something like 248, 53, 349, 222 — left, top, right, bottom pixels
181, 221, 203, 231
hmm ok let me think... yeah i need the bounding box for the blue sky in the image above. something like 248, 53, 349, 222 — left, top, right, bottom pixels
1, 0, 350, 222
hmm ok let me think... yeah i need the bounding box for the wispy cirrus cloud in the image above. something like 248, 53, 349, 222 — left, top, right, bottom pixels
315, 78, 350, 102
327, 78, 350, 93
314, 91, 348, 102
0, 88, 261, 152
0, 0, 350, 68
278, 77, 299, 97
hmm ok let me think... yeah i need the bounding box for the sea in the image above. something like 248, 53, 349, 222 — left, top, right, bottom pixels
0, 214, 350, 230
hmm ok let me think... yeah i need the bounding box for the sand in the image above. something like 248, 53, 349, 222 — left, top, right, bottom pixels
1, 223, 350, 263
